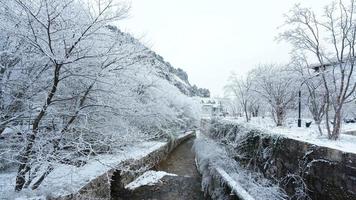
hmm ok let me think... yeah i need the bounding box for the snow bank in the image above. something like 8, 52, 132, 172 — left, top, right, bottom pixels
223, 117, 356, 154
1, 141, 165, 199
125, 170, 177, 190
42, 141, 166, 197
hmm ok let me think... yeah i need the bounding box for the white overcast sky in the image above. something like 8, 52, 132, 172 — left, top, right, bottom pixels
119, 0, 329, 96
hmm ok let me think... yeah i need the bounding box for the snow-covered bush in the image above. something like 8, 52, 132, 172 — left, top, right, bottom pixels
193, 136, 287, 200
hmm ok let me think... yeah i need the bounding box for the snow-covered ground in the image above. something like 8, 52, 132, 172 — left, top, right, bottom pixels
0, 141, 166, 200
125, 170, 177, 190
223, 117, 356, 154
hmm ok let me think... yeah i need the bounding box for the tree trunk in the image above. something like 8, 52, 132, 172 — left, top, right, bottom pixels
315, 120, 323, 135
15, 132, 36, 191
276, 107, 284, 126
331, 109, 342, 140
0, 127, 5, 136
31, 165, 54, 190
325, 102, 332, 138
253, 108, 259, 117
15, 64, 61, 191
244, 104, 249, 122
277, 118, 283, 126
26, 80, 94, 190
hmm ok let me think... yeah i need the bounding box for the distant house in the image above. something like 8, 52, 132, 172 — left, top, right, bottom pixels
309, 63, 334, 72
200, 98, 229, 117
309, 58, 354, 72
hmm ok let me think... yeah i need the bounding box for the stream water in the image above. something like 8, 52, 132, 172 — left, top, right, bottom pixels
127, 138, 207, 200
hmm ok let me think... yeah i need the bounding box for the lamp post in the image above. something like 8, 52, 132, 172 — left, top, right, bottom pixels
297, 75, 318, 128
298, 90, 302, 127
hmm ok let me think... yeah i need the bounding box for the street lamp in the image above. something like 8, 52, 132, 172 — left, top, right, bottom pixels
298, 90, 302, 127
297, 74, 319, 128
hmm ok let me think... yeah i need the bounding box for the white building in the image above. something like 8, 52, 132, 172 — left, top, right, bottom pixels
200, 98, 230, 118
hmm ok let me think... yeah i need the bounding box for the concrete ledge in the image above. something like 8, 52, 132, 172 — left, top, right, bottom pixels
215, 168, 255, 200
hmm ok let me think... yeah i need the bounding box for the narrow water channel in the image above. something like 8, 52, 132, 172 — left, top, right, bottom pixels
128, 138, 207, 200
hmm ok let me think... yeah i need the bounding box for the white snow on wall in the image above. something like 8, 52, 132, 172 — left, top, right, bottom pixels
223, 117, 356, 154
215, 167, 255, 200
125, 170, 177, 190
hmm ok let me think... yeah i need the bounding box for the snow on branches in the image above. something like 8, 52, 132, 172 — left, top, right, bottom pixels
0, 0, 200, 192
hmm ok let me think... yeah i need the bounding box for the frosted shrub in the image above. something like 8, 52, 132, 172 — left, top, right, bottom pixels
193, 137, 287, 200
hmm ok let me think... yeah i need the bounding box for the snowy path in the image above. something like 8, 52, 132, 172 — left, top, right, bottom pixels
123, 138, 208, 200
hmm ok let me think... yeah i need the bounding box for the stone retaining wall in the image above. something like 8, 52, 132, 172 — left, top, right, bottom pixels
202, 119, 356, 200
51, 132, 195, 200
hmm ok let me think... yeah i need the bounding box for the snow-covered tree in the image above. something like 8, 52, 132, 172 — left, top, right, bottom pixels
0, 0, 133, 191
225, 73, 256, 122
0, 0, 201, 191
280, 0, 356, 139
250, 64, 298, 126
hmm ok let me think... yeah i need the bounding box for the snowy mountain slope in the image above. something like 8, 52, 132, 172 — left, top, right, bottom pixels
108, 25, 210, 97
